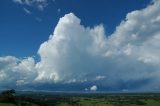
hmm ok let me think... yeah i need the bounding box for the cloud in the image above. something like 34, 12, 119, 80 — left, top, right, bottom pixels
90, 85, 97, 91
57, 8, 61, 12
0, 56, 37, 89
1, 0, 160, 91
13, 0, 48, 11
85, 85, 98, 91
95, 75, 106, 80
85, 88, 88, 91
13, 0, 23, 4
35, 17, 42, 22
36, 13, 109, 84
23, 8, 32, 14
35, 0, 160, 90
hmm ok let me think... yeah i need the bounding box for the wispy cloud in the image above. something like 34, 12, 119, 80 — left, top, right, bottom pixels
35, 17, 42, 22
13, 0, 48, 11
57, 8, 61, 12
23, 8, 31, 14
13, 0, 23, 4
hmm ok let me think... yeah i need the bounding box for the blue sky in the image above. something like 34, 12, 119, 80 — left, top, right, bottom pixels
2, 0, 160, 92
0, 0, 151, 57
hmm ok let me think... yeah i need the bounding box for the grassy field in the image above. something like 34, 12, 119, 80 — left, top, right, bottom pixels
56, 98, 160, 106
55, 94, 160, 106
0, 103, 38, 106
1, 97, 160, 106
1, 90, 160, 106
0, 103, 16, 106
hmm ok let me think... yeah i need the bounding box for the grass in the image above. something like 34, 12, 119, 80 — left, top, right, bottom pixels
2, 92, 160, 106
0, 103, 16, 106
2, 99, 160, 106
56, 97, 160, 106
0, 103, 38, 106
146, 99, 160, 106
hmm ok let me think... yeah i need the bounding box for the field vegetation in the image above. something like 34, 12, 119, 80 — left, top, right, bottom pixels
1, 90, 160, 106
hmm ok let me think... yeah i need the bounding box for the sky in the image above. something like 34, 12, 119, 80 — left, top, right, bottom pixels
0, 0, 151, 57
1, 0, 160, 92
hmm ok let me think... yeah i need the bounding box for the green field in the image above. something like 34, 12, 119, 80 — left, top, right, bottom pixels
0, 103, 37, 106
56, 96, 160, 106
1, 90, 160, 106
0, 103, 16, 106
1, 100, 160, 106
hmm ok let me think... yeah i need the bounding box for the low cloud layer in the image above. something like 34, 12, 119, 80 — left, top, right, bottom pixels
1, 0, 160, 91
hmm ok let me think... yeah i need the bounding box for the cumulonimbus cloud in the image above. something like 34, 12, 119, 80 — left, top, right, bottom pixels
1, 0, 160, 91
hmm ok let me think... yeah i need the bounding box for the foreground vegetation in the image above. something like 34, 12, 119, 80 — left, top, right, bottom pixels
1, 90, 160, 106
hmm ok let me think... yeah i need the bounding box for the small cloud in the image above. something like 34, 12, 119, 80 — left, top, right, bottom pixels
16, 80, 26, 86
37, 4, 46, 11
65, 79, 76, 83
95, 75, 106, 80
85, 88, 88, 91
90, 85, 97, 91
23, 8, 32, 15
36, 17, 42, 22
13, 0, 23, 4
57, 8, 61, 12
122, 89, 129, 92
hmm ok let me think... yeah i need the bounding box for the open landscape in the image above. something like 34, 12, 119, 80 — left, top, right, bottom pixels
1, 90, 160, 106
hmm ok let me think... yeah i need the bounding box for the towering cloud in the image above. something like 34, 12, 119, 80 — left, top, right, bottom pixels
36, 13, 107, 83
1, 0, 160, 91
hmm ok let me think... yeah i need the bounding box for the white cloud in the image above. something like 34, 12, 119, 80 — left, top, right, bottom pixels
85, 88, 88, 91
36, 13, 107, 83
0, 56, 37, 88
2, 0, 160, 90
57, 8, 61, 12
13, 0, 48, 11
36, 17, 42, 22
23, 8, 32, 14
13, 0, 23, 4
90, 85, 97, 91
35, 0, 160, 90
95, 75, 106, 80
